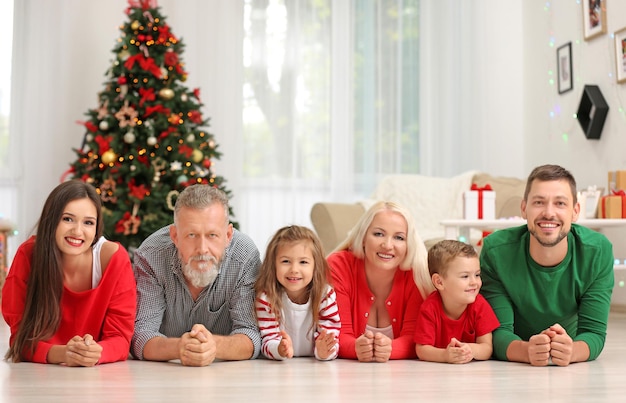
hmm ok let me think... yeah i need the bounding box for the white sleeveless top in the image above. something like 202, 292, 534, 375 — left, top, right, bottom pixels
91, 236, 106, 288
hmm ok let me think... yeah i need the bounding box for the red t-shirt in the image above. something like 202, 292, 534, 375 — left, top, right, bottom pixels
414, 291, 499, 348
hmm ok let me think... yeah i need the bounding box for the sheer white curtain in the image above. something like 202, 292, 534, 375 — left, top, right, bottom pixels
419, 0, 524, 178
240, 0, 421, 251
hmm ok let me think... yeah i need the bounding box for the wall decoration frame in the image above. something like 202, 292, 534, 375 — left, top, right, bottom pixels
614, 27, 626, 84
583, 0, 607, 41
576, 85, 609, 140
557, 42, 573, 94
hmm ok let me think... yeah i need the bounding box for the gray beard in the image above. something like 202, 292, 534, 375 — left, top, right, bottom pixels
181, 255, 220, 288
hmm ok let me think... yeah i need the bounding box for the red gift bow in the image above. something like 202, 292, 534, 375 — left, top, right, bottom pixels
470, 184, 492, 219
601, 189, 626, 218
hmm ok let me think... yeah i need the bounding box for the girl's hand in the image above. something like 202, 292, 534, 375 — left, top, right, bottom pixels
315, 330, 338, 360
65, 334, 103, 367
278, 330, 294, 359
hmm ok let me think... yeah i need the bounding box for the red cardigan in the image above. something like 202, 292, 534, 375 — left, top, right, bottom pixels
327, 250, 423, 359
1, 236, 137, 364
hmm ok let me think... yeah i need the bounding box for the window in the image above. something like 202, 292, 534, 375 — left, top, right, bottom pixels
241, 0, 419, 249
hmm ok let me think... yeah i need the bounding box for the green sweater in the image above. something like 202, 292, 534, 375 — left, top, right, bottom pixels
480, 224, 614, 361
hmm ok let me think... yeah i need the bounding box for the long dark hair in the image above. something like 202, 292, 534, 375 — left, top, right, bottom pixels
5, 180, 103, 362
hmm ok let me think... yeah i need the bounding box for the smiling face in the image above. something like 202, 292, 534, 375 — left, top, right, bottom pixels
363, 209, 408, 272
521, 179, 579, 248
275, 240, 314, 304
433, 256, 481, 317
54, 198, 98, 256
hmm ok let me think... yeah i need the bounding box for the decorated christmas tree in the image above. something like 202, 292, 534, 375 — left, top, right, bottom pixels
67, 0, 235, 250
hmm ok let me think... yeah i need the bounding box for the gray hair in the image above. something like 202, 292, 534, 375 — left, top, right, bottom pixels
173, 185, 230, 225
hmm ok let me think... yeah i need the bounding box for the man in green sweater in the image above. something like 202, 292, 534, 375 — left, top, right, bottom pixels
480, 164, 614, 366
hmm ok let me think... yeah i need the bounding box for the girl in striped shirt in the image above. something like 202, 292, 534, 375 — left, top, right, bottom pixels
255, 225, 340, 360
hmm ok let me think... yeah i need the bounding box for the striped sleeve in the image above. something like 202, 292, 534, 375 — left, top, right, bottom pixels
255, 292, 285, 360
314, 285, 341, 360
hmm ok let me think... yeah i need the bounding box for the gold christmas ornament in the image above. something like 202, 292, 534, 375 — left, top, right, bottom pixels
119, 50, 130, 61
159, 88, 175, 100
192, 149, 203, 163
131, 20, 140, 30
101, 150, 117, 164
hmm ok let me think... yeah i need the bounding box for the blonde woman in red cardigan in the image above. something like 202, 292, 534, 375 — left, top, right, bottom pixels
327, 201, 434, 361
2, 180, 136, 365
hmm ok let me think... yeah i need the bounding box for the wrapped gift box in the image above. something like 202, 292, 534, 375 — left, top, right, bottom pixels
599, 192, 626, 218
463, 185, 496, 220
608, 170, 626, 191
577, 185, 601, 219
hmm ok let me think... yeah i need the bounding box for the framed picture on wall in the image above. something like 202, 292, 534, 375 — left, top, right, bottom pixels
614, 27, 626, 84
557, 42, 573, 94
582, 0, 607, 41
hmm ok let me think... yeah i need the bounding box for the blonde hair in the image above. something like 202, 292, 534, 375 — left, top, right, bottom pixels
255, 225, 331, 330
333, 201, 434, 299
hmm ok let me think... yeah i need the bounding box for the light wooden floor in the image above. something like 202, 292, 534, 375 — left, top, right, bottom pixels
1, 313, 625, 402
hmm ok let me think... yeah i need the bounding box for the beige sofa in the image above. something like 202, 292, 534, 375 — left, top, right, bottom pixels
310, 172, 526, 253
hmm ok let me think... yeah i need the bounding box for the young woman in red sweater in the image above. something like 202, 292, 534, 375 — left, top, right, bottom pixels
2, 180, 136, 365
